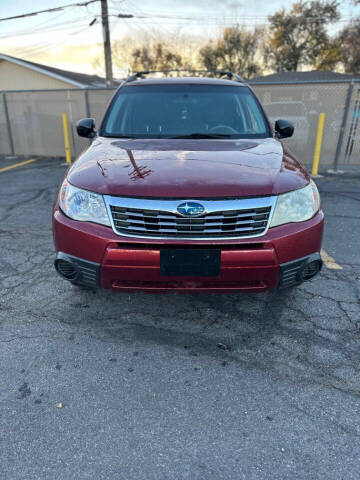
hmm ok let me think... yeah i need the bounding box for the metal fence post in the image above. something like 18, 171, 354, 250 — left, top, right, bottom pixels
312, 113, 326, 175
333, 80, 354, 171
62, 113, 72, 164
2, 91, 15, 156
84, 87, 91, 117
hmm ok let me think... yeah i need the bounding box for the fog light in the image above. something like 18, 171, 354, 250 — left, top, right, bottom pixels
301, 260, 322, 281
55, 259, 77, 280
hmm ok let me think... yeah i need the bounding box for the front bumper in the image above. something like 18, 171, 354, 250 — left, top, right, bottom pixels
53, 208, 324, 293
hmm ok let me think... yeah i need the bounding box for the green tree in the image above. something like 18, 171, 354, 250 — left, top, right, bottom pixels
338, 19, 360, 73
265, 1, 340, 72
313, 39, 342, 70
198, 27, 263, 79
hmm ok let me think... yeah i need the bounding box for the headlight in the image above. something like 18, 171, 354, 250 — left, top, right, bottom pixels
59, 179, 110, 226
270, 180, 320, 228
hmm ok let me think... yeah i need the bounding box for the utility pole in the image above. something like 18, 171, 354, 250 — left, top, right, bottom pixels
101, 0, 113, 87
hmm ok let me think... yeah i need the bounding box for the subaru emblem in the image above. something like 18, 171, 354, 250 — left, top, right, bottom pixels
177, 202, 205, 217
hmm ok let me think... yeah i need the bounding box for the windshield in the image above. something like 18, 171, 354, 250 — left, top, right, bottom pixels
101, 84, 270, 139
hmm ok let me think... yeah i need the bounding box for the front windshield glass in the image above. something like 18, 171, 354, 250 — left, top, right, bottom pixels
101, 84, 270, 139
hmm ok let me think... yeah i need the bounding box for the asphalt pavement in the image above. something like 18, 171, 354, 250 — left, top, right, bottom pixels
0, 157, 359, 480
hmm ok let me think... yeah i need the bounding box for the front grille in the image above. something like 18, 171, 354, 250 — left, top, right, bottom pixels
109, 204, 272, 239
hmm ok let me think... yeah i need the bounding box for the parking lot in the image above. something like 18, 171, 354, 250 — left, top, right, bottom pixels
0, 157, 359, 479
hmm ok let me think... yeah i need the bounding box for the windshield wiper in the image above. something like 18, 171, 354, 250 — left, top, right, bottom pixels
169, 133, 232, 139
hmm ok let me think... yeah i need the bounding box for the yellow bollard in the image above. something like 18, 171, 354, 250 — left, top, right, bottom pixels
62, 113, 72, 164
312, 113, 325, 175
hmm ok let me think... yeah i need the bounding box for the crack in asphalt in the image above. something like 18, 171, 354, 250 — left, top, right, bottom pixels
0, 162, 359, 475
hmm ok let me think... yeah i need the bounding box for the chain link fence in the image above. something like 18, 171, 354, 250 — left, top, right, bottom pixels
252, 80, 360, 169
0, 80, 359, 170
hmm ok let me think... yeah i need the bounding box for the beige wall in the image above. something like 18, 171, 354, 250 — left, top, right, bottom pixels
0, 59, 75, 90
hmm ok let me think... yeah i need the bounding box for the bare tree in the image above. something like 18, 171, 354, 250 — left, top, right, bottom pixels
130, 43, 184, 72
338, 19, 360, 74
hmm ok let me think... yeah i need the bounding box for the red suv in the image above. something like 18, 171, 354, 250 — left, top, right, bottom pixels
53, 71, 323, 293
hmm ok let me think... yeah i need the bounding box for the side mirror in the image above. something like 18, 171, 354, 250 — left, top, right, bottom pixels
77, 118, 96, 138
275, 119, 294, 139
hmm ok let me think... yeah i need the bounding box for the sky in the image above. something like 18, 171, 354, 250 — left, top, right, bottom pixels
0, 0, 359, 75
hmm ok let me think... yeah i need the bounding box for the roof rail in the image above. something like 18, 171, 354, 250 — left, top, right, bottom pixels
123, 69, 244, 83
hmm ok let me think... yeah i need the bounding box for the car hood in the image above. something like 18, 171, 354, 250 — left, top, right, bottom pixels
67, 137, 310, 198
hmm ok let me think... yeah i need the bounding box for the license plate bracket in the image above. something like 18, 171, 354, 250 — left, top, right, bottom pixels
160, 248, 221, 277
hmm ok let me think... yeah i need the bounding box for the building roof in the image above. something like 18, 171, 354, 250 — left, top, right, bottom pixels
249, 70, 360, 84
0, 53, 108, 88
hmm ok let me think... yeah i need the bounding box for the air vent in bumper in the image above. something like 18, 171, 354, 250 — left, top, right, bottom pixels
279, 253, 322, 288
55, 252, 100, 288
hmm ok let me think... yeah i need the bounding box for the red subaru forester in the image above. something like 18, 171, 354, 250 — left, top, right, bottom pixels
53, 72, 323, 293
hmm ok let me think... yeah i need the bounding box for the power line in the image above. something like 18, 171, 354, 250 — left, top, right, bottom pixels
108, 17, 355, 25
0, 0, 114, 87
109, 4, 357, 24
0, 19, 93, 39
2, 11, 67, 37
0, 0, 99, 23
